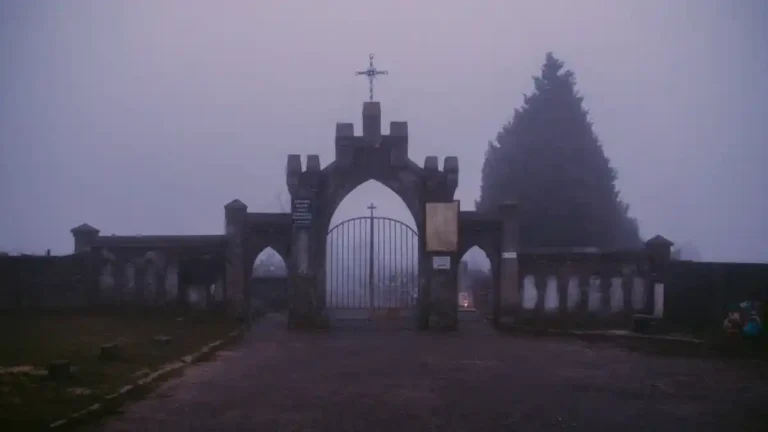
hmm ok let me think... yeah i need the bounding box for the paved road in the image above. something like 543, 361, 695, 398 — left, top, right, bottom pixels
90, 314, 768, 431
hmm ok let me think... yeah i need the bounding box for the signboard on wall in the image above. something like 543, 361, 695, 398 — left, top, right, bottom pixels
432, 256, 451, 270
425, 201, 459, 252
292, 199, 313, 227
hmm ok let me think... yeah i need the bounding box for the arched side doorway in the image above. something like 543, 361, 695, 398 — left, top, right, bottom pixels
249, 246, 290, 314
457, 245, 495, 319
458, 211, 503, 322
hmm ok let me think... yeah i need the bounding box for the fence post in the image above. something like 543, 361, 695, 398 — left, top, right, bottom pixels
496, 201, 520, 326
644, 235, 673, 318
71, 224, 100, 254
224, 199, 248, 320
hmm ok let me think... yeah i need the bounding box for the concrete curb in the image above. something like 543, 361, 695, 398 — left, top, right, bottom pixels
49, 325, 247, 429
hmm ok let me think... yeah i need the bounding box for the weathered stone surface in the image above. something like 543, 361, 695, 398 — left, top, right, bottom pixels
71, 223, 100, 252
152, 336, 172, 346
305, 154, 321, 172
389, 121, 408, 136
287, 275, 328, 330
423, 155, 439, 171
224, 199, 247, 210
335, 122, 354, 137
47, 360, 72, 380
427, 257, 459, 331
99, 343, 121, 361
362, 101, 382, 143
70, 223, 99, 234
286, 154, 303, 194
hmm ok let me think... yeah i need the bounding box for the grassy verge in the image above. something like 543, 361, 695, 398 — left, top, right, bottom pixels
0, 308, 239, 430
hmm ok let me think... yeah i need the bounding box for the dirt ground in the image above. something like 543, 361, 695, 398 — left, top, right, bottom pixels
89, 314, 768, 432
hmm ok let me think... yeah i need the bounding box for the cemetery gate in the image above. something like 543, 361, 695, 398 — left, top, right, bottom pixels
325, 206, 419, 318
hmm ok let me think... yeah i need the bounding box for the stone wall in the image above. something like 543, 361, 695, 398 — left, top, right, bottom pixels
0, 248, 228, 311
93, 249, 226, 308
0, 253, 92, 310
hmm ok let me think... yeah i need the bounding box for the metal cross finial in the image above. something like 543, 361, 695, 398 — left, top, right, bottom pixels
367, 202, 377, 217
356, 53, 388, 101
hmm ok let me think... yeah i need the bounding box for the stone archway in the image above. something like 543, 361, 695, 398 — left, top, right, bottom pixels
284, 101, 458, 330
324, 187, 419, 319
320, 171, 423, 234
458, 246, 495, 314
248, 246, 290, 314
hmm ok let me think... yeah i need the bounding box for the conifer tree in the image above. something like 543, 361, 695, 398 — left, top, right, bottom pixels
476, 52, 641, 249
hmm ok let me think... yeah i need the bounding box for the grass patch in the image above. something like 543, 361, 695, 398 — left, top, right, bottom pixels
0, 308, 239, 430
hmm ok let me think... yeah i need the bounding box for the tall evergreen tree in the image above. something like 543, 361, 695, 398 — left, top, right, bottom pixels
476, 53, 641, 249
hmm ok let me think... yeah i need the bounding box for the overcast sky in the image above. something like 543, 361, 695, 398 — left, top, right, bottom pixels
1, 0, 766, 263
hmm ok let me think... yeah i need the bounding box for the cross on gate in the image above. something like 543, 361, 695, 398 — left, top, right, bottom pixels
356, 54, 388, 102
367, 202, 377, 218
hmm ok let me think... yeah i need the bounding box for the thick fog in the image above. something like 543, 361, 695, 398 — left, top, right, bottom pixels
1, 0, 766, 263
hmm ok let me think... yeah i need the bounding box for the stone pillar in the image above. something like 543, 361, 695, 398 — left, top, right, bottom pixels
427, 253, 460, 331
71, 223, 100, 253
289, 219, 316, 327
496, 201, 520, 326
225, 199, 248, 319
288, 193, 327, 329
418, 156, 459, 331
424, 197, 460, 332
644, 235, 673, 318
71, 224, 102, 305
488, 254, 501, 319
416, 212, 430, 330
286, 153, 327, 330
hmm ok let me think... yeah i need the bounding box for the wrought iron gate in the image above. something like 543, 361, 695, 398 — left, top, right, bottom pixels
325, 207, 418, 315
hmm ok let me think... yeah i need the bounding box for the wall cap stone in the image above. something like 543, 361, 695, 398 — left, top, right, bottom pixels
71, 223, 99, 234
224, 199, 248, 210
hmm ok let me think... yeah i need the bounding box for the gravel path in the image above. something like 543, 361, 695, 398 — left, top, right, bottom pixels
89, 314, 768, 431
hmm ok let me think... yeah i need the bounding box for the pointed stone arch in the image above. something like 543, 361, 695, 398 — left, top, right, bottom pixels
320, 164, 424, 235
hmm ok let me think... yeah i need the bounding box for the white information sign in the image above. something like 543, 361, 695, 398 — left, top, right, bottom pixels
432, 256, 451, 270
502, 252, 517, 259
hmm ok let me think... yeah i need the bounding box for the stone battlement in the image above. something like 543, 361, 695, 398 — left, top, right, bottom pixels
334, 102, 410, 168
